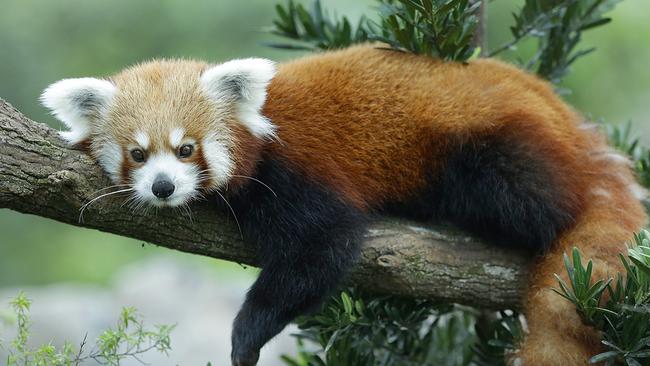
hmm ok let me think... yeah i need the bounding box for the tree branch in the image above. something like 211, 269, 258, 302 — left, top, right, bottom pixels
471, 0, 487, 56
0, 98, 530, 308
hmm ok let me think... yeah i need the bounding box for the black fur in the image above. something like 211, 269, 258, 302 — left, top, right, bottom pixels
385, 135, 577, 251
227, 158, 364, 366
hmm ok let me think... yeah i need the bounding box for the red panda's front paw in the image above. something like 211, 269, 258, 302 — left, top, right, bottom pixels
231, 347, 259, 366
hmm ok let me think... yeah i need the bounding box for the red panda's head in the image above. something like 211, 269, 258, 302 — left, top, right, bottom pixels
41, 58, 276, 207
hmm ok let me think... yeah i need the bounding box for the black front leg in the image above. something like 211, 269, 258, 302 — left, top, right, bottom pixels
228, 159, 365, 366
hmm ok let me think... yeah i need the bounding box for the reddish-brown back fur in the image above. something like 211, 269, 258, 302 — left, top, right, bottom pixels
264, 45, 595, 213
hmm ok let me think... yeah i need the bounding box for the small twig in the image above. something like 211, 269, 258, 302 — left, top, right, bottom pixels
73, 333, 88, 366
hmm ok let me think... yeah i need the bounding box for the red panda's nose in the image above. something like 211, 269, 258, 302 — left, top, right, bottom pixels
152, 175, 175, 199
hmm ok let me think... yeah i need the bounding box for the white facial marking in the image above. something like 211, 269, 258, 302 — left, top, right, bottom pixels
200, 58, 277, 139
134, 131, 150, 150
41, 77, 116, 145
202, 133, 234, 188
132, 152, 200, 207
169, 127, 185, 148
95, 139, 123, 183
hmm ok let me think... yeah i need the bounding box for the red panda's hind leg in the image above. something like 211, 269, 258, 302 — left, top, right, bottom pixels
430, 130, 582, 252
388, 123, 585, 253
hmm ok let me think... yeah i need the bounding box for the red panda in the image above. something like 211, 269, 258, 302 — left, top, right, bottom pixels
41, 44, 648, 366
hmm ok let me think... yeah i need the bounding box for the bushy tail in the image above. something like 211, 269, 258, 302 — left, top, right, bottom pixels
516, 128, 648, 366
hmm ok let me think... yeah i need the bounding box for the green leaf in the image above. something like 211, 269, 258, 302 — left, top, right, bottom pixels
626, 357, 643, 366
580, 17, 611, 30
589, 351, 620, 363
341, 292, 353, 315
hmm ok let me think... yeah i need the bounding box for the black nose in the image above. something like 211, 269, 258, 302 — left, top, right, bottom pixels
152, 178, 175, 199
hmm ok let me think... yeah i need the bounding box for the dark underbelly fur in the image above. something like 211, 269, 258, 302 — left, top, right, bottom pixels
383, 137, 578, 252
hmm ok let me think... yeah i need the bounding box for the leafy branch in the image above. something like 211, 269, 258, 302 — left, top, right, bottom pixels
281, 290, 523, 366
472, 310, 523, 366
1, 293, 175, 366
491, 0, 622, 83
265, 0, 370, 51
552, 231, 650, 365
267, 0, 482, 61
268, 0, 623, 81
370, 0, 481, 61
605, 121, 650, 189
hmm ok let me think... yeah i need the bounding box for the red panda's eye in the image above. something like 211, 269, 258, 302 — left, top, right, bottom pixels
179, 144, 193, 158
130, 149, 145, 163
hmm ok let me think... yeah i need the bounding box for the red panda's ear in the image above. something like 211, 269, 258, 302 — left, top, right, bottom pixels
40, 78, 116, 145
200, 58, 276, 139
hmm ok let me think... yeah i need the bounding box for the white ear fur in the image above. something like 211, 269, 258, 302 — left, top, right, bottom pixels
200, 58, 276, 139
40, 77, 116, 145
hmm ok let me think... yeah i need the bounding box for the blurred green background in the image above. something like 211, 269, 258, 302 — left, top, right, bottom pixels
0, 0, 648, 287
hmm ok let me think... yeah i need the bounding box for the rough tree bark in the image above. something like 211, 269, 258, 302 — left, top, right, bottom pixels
0, 98, 531, 309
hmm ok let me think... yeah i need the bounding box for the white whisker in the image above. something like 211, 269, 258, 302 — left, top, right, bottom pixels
215, 190, 243, 239
79, 188, 134, 223
197, 169, 277, 197
87, 184, 133, 198
230, 174, 278, 197
120, 195, 138, 209
181, 202, 194, 224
